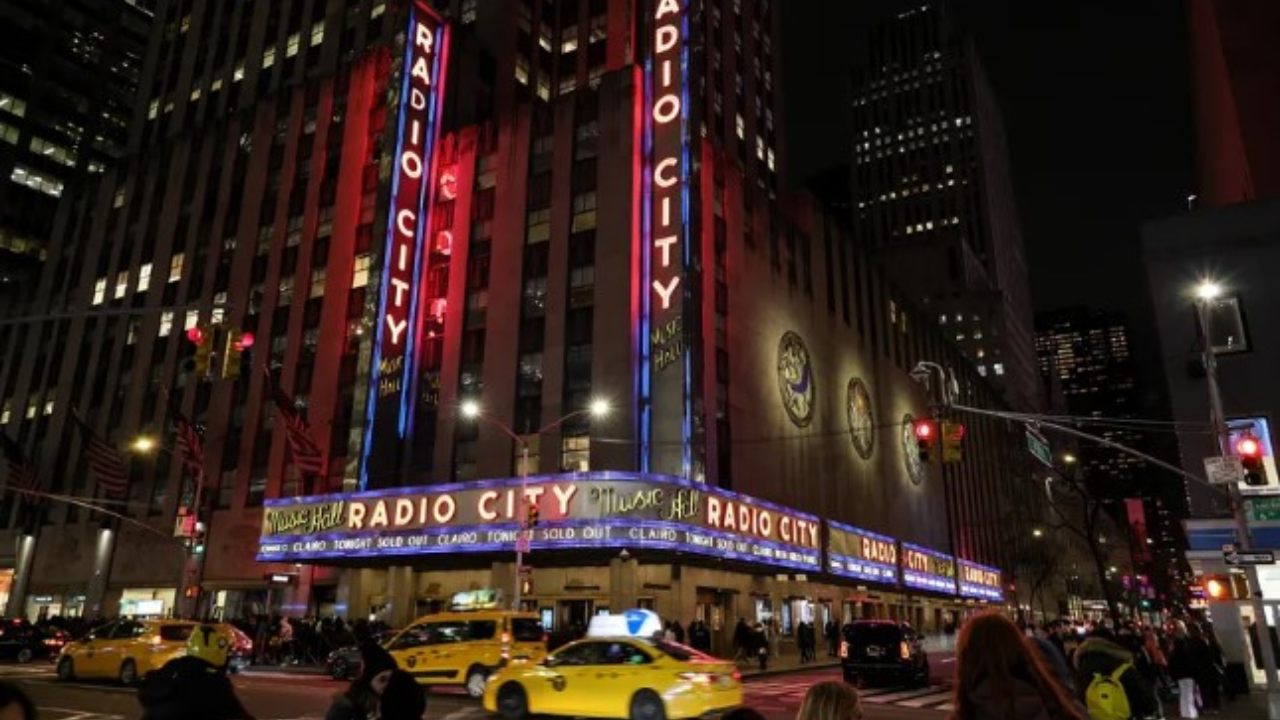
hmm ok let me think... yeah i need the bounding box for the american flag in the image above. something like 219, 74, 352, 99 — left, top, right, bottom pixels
268, 378, 326, 479
0, 433, 39, 496
171, 408, 205, 479
71, 413, 130, 497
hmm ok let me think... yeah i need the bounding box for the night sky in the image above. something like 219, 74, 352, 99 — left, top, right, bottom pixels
782, 0, 1195, 387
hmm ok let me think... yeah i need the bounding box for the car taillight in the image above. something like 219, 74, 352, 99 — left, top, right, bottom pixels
731, 669, 742, 682
839, 641, 848, 659
900, 641, 910, 661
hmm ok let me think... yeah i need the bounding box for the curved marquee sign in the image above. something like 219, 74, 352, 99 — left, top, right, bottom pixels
900, 542, 957, 594
827, 521, 897, 584
958, 559, 1003, 602
258, 472, 822, 573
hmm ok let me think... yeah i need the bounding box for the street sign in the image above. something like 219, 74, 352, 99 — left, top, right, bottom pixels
1026, 427, 1052, 468
1222, 547, 1276, 566
1205, 455, 1245, 485
1248, 497, 1280, 522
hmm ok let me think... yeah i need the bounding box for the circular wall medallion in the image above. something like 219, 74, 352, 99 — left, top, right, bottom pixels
776, 332, 815, 427
846, 378, 874, 460
901, 413, 926, 485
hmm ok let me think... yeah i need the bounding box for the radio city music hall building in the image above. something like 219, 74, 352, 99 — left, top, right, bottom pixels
0, 0, 1036, 644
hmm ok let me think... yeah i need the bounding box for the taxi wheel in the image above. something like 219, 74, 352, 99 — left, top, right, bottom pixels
119, 659, 139, 686
629, 690, 666, 720
496, 683, 529, 720
15, 648, 32, 664
465, 666, 489, 698
56, 657, 74, 681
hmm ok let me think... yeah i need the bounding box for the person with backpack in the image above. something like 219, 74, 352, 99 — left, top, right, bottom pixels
1074, 627, 1160, 720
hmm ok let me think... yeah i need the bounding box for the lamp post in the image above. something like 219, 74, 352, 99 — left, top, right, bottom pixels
460, 399, 610, 610
1194, 279, 1280, 712
129, 435, 206, 619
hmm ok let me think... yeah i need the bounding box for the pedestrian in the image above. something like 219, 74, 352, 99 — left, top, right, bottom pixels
0, 682, 36, 720
663, 621, 677, 642
796, 680, 861, 720
1073, 626, 1159, 720
137, 656, 257, 720
952, 612, 1086, 720
825, 618, 840, 658
379, 670, 426, 720
1169, 621, 1200, 719
733, 618, 750, 663
1201, 623, 1233, 703
797, 621, 811, 663
1189, 624, 1223, 713
672, 620, 686, 644
752, 622, 769, 671
325, 641, 398, 720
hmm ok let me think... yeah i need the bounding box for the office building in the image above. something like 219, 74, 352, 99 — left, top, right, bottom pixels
0, 0, 1036, 639
848, 2, 1040, 412
0, 0, 152, 309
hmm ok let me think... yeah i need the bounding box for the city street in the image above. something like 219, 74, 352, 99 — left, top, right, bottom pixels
0, 662, 956, 720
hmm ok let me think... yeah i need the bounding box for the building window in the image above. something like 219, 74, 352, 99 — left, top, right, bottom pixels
137, 262, 153, 293
114, 271, 130, 299
309, 21, 325, 46
10, 165, 63, 197
278, 277, 294, 306
0, 92, 26, 118
309, 268, 326, 298
262, 46, 276, 68
993, 362, 1005, 376
352, 254, 371, 288
286, 32, 301, 57
159, 311, 174, 337
169, 253, 184, 283
29, 136, 76, 167
92, 278, 107, 305
561, 435, 590, 472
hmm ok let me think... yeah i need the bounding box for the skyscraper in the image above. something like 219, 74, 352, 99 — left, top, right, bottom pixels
0, 0, 152, 309
0, 0, 1032, 631
848, 2, 1040, 412
1035, 307, 1186, 598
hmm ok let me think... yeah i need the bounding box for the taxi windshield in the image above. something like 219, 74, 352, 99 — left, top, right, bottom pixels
159, 625, 195, 642
654, 639, 714, 662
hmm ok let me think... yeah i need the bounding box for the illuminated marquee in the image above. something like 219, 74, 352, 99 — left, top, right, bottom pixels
361, 0, 449, 485
900, 542, 957, 594
257, 472, 822, 572
958, 559, 1003, 602
827, 521, 898, 584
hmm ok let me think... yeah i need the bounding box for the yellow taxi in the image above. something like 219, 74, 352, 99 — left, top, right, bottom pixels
55, 619, 198, 685
483, 610, 742, 720
386, 608, 547, 697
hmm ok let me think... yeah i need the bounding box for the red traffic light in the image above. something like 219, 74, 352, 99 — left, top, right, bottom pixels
1237, 435, 1262, 459
235, 331, 255, 350
186, 327, 205, 344
914, 420, 935, 441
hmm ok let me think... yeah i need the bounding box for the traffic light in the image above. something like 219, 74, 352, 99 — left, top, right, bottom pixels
1236, 433, 1268, 486
914, 419, 936, 463
525, 502, 540, 529
941, 421, 965, 464
221, 328, 254, 380
188, 326, 213, 377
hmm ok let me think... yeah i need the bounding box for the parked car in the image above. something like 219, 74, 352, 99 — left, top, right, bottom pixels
839, 621, 929, 687
0, 622, 67, 663
326, 629, 399, 680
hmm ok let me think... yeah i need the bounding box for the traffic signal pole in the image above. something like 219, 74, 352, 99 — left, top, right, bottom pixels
1198, 299, 1280, 714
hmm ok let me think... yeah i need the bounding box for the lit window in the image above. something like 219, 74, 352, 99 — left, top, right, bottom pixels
262, 46, 276, 68
515, 59, 529, 85
137, 262, 152, 292
212, 291, 227, 325
310, 268, 326, 298
159, 311, 173, 337
977, 365, 987, 377
114, 271, 130, 299
309, 21, 325, 47
43, 397, 54, 416
25, 403, 35, 420
278, 277, 294, 306
735, 114, 745, 139
371, 1, 386, 18
169, 253, 184, 283
766, 148, 776, 171
92, 277, 107, 305
352, 254, 371, 288
147, 98, 159, 120
10, 165, 64, 197
210, 77, 223, 92
0, 92, 27, 118
561, 435, 591, 472
938, 314, 947, 325
184, 310, 199, 330
562, 26, 579, 53
179, 14, 191, 33
0, 401, 9, 424
286, 32, 300, 58
233, 62, 245, 82
993, 362, 1005, 376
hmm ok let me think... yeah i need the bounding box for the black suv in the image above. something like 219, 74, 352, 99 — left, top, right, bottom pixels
840, 621, 929, 687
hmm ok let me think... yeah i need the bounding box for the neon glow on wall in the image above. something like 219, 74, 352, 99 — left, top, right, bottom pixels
639, 0, 692, 476
361, 0, 449, 488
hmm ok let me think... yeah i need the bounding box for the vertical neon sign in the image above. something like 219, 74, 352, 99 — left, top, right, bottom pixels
639, 0, 691, 477
361, 0, 449, 489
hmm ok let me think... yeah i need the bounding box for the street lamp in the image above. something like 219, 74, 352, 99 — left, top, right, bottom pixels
1062, 453, 1077, 465
1032, 528, 1044, 539
129, 435, 158, 454
1195, 279, 1223, 301
459, 397, 611, 609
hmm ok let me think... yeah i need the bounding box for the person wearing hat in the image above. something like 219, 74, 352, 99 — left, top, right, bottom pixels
137, 656, 256, 720
326, 641, 399, 720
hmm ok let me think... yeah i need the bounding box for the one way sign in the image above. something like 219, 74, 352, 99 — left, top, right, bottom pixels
1222, 544, 1277, 566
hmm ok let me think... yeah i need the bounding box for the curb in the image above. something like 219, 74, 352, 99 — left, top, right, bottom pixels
742, 661, 841, 680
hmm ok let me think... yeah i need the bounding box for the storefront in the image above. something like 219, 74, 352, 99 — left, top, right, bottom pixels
24, 593, 85, 621
256, 472, 1003, 649
119, 588, 177, 618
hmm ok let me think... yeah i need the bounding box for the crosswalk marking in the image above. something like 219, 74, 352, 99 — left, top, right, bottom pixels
898, 690, 955, 708
862, 687, 950, 704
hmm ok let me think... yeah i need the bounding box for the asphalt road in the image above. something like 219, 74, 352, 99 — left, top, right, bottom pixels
0, 661, 954, 720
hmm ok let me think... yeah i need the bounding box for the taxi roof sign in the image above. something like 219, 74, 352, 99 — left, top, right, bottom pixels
586, 609, 662, 639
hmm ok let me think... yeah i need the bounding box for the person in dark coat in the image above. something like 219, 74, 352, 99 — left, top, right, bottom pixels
732, 619, 750, 663
325, 641, 398, 720
825, 619, 840, 657
751, 622, 769, 671
1189, 623, 1224, 713
138, 656, 256, 720
379, 670, 426, 720
1073, 628, 1159, 720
